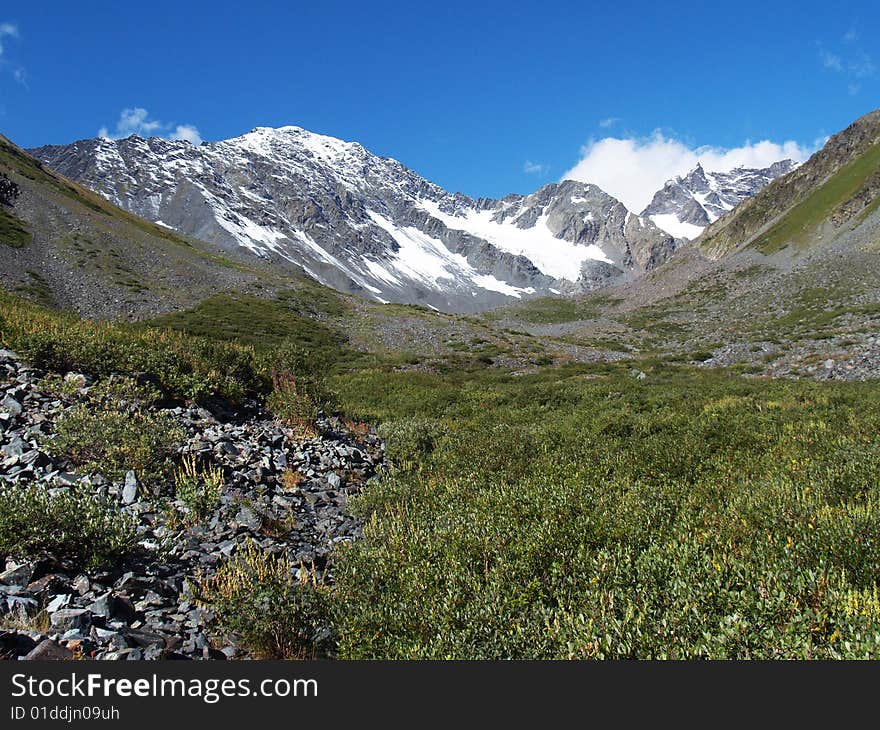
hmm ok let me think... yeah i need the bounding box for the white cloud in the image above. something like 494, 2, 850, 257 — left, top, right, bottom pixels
0, 22, 18, 57
169, 124, 202, 145
818, 36, 876, 94
822, 51, 843, 71
523, 160, 548, 175
99, 107, 202, 145
561, 132, 817, 212
598, 117, 619, 129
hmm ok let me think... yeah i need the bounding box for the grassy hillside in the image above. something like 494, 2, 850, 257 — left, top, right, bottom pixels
0, 207, 31, 248
752, 139, 880, 254
698, 109, 880, 259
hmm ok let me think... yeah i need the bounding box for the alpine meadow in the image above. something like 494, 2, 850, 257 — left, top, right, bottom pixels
2, 5, 880, 664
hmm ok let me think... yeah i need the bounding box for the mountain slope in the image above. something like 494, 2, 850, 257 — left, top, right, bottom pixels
698, 109, 880, 259
0, 133, 290, 318
641, 160, 796, 240
31, 127, 678, 311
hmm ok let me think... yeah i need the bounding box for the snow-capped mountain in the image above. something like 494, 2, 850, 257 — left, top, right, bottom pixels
642, 160, 797, 239
31, 127, 677, 311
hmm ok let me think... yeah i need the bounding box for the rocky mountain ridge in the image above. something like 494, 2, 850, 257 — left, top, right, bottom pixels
32, 128, 684, 311
641, 160, 797, 240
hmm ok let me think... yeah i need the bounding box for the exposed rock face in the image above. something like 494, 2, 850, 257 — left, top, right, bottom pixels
31, 127, 678, 311
642, 160, 798, 240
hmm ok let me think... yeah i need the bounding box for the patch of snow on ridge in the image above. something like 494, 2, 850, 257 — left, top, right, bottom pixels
367, 210, 465, 287
367, 210, 533, 298
473, 275, 532, 298
419, 199, 612, 281
648, 214, 705, 240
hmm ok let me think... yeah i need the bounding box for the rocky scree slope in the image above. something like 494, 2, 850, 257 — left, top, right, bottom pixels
0, 349, 384, 660
31, 128, 681, 312
0, 134, 272, 320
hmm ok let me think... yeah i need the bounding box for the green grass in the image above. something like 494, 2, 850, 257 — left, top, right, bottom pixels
488, 294, 622, 325
0, 136, 253, 274
0, 207, 31, 248
145, 288, 355, 365
12, 270, 54, 308
0, 291, 265, 402
329, 363, 880, 658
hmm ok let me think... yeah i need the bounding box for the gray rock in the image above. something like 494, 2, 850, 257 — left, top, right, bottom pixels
50, 608, 92, 633
122, 471, 139, 504
0, 562, 34, 586
1, 395, 22, 418
22, 639, 74, 660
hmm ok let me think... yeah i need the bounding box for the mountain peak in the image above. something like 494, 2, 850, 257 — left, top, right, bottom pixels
642, 159, 797, 239
29, 125, 682, 310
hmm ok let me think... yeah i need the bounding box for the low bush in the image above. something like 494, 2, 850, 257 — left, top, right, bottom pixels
0, 484, 137, 570
266, 363, 336, 436
377, 417, 446, 472
50, 377, 185, 485
195, 541, 331, 659
331, 364, 880, 659
172, 454, 223, 525
0, 292, 263, 402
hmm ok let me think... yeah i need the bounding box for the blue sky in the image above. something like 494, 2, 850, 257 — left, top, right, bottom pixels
0, 1, 877, 205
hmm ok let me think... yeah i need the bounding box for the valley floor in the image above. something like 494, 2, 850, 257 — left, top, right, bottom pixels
2, 280, 880, 659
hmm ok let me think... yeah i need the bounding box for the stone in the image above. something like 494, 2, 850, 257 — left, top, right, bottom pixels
45, 594, 71, 613
122, 471, 139, 504
1, 395, 22, 418
72, 575, 90, 595
23, 639, 74, 660
50, 608, 92, 633
1, 435, 25, 458
0, 562, 34, 586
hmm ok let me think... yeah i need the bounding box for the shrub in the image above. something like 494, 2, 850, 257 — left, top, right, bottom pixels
266, 367, 335, 436
173, 454, 223, 525
0, 484, 137, 570
377, 417, 446, 472
0, 292, 263, 402
50, 378, 185, 485
331, 364, 880, 659
195, 541, 331, 659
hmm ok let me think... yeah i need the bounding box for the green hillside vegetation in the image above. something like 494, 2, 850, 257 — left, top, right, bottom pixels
486, 294, 623, 325
0, 207, 31, 248
332, 365, 880, 658
697, 109, 880, 259
753, 140, 880, 254
0, 135, 204, 254
5, 285, 880, 657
